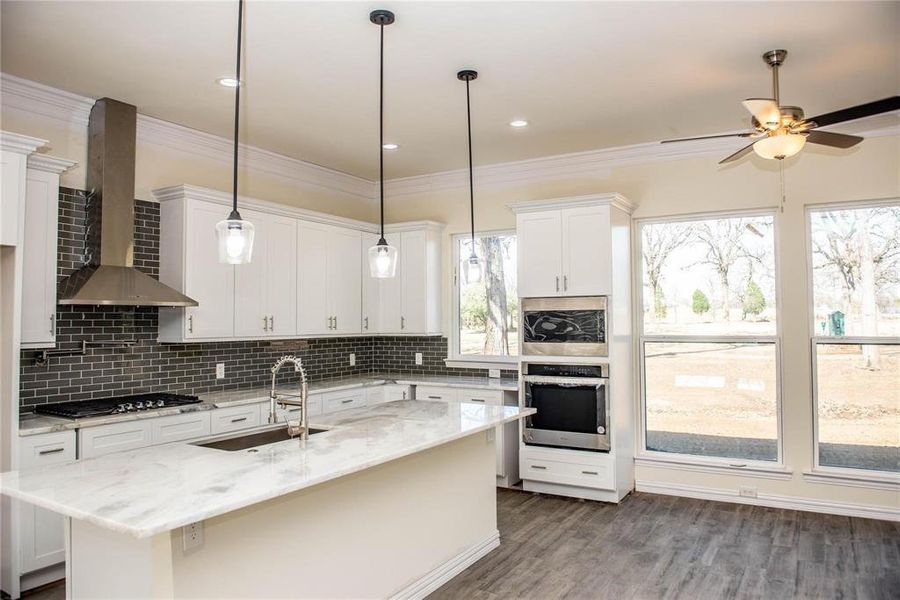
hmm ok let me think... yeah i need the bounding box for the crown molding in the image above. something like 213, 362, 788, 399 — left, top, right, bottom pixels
509, 192, 634, 215
1, 73, 375, 202
0, 130, 47, 155
27, 153, 77, 174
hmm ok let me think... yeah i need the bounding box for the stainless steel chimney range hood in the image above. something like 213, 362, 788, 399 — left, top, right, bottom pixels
57, 98, 197, 307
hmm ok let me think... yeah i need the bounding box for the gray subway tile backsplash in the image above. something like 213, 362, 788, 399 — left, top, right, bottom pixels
18, 188, 515, 411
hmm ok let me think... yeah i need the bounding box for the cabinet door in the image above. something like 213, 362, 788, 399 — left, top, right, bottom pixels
265, 215, 298, 336
400, 230, 427, 333
561, 206, 611, 296
361, 232, 381, 334
19, 432, 75, 573
150, 412, 211, 445
379, 233, 403, 332
185, 200, 234, 338
297, 221, 330, 335
21, 169, 58, 346
328, 227, 362, 335
233, 208, 269, 337
79, 421, 153, 459
516, 211, 563, 298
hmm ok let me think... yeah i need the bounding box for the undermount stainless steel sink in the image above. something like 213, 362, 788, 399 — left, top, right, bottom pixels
194, 427, 327, 452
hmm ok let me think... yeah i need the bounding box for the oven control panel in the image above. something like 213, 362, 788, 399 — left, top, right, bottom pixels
525, 363, 608, 378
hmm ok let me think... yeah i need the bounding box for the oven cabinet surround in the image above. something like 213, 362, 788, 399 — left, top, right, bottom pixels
513, 194, 632, 298
2, 402, 532, 600
155, 185, 443, 342
20, 155, 76, 348
511, 193, 635, 503
414, 385, 521, 487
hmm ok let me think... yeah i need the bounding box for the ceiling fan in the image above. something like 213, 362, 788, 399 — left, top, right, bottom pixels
661, 49, 900, 164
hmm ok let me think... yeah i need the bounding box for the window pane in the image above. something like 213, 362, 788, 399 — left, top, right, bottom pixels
641, 216, 777, 336
810, 204, 900, 337
816, 343, 899, 473
644, 342, 778, 462
458, 235, 519, 357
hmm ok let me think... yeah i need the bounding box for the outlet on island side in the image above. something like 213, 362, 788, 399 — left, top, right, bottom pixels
215, 363, 225, 379
415, 352, 423, 365
349, 353, 356, 367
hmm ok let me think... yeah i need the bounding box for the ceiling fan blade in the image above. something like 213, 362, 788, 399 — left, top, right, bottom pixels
806, 130, 864, 149
807, 96, 900, 128
661, 132, 755, 144
718, 142, 756, 164
742, 98, 781, 129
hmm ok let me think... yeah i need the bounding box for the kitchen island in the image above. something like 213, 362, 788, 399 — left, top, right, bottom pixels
1, 399, 533, 599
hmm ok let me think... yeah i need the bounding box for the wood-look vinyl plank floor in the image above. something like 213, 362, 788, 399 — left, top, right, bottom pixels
431, 489, 900, 600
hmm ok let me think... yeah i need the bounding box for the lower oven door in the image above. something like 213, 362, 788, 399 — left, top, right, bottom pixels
523, 376, 610, 451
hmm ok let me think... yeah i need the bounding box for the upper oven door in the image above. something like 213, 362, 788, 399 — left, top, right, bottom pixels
521, 296, 608, 356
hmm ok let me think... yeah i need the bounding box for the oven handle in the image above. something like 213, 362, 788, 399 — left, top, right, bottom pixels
523, 375, 607, 386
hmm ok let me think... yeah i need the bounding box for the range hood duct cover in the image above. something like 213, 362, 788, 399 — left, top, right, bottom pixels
57, 98, 197, 307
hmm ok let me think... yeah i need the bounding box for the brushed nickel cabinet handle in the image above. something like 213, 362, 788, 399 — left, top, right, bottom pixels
555, 276, 559, 292
564, 275, 568, 291
334, 315, 338, 330
401, 316, 405, 330
469, 398, 486, 403
428, 395, 441, 399
364, 316, 369, 330
39, 447, 64, 455
341, 399, 354, 404
263, 316, 269, 331
582, 470, 599, 475
49, 314, 55, 336
188, 314, 194, 333
531, 464, 547, 470
269, 315, 274, 331
230, 417, 248, 423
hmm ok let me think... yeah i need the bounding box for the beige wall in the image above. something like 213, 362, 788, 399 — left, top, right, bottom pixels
0, 109, 378, 222
385, 134, 900, 513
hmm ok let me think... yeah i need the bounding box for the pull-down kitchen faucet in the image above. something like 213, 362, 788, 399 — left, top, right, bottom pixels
269, 355, 309, 440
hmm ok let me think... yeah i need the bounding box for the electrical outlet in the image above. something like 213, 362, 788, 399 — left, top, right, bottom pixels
415, 352, 423, 365
183, 521, 204, 551
739, 486, 758, 498
215, 363, 225, 379
488, 369, 501, 379
349, 353, 356, 367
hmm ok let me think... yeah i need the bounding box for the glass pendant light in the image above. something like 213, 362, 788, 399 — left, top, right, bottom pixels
458, 69, 483, 284
216, 0, 255, 264
367, 9, 399, 278
752, 130, 807, 160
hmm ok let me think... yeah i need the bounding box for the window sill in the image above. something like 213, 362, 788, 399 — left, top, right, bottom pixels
635, 454, 793, 480
803, 469, 899, 491
444, 357, 518, 371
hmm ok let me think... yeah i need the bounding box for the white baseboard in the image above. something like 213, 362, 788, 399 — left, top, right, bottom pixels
636, 480, 900, 522
390, 529, 500, 600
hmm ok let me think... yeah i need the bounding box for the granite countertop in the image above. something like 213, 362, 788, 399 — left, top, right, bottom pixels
19, 374, 518, 436
1, 400, 534, 538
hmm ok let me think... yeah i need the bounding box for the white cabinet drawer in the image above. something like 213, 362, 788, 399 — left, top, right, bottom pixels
322, 390, 366, 413
384, 384, 411, 402
19, 431, 76, 468
260, 396, 322, 424
366, 386, 386, 406
79, 421, 153, 459
211, 404, 262, 435
456, 388, 502, 406
415, 386, 457, 402
520, 453, 615, 491
151, 411, 211, 445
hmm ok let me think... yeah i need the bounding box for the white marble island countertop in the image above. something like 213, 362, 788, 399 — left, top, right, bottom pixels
1, 400, 533, 539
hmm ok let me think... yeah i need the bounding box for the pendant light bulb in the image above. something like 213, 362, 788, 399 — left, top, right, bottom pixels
217, 0, 254, 264
368, 9, 398, 279
458, 69, 481, 284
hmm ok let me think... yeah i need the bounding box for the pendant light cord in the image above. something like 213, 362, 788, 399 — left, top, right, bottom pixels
230, 0, 244, 218
465, 78, 475, 252
378, 21, 385, 241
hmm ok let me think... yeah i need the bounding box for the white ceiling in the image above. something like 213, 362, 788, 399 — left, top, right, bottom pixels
1, 1, 897, 180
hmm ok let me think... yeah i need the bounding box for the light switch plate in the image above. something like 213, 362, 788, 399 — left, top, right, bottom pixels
415, 352, 423, 365
349, 353, 356, 366
215, 363, 225, 379
488, 369, 501, 379
183, 521, 204, 551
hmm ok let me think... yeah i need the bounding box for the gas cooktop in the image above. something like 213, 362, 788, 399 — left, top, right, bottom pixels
34, 393, 201, 419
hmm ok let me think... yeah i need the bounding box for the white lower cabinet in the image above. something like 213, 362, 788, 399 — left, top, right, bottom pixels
150, 412, 211, 445
322, 389, 366, 413
79, 420, 153, 459
520, 446, 616, 492
210, 404, 262, 435
18, 431, 76, 574
383, 384, 411, 402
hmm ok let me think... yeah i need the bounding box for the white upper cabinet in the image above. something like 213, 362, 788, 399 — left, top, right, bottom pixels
513, 195, 631, 298
154, 185, 443, 342
21, 155, 76, 348
1, 131, 46, 247
361, 232, 381, 334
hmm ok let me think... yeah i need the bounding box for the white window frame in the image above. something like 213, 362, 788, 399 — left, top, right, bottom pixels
804, 198, 900, 489
633, 208, 788, 476
446, 229, 519, 369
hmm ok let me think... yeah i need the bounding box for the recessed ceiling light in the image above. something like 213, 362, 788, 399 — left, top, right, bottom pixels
509, 119, 529, 128
217, 77, 241, 88
382, 143, 399, 150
